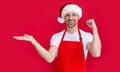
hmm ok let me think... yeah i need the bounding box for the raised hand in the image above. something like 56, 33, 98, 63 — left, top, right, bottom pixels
13, 34, 34, 42
86, 19, 97, 30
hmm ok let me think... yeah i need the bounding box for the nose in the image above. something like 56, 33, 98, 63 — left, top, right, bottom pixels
69, 15, 73, 20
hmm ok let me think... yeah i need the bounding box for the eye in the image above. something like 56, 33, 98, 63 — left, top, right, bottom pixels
73, 13, 77, 16
65, 14, 70, 17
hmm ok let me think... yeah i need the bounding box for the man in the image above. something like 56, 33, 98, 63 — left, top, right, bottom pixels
13, 3, 101, 72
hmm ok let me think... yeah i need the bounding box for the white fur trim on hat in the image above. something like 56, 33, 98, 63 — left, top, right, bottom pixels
58, 4, 82, 24
57, 17, 65, 24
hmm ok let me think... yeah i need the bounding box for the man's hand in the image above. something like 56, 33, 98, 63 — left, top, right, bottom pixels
13, 34, 34, 42
86, 19, 97, 30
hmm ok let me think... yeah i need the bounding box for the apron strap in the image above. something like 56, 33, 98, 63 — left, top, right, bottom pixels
78, 29, 82, 41
61, 30, 66, 41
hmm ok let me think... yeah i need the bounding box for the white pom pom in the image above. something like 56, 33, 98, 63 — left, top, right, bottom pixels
57, 17, 65, 24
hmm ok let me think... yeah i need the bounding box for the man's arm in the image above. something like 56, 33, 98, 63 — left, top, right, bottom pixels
13, 34, 57, 63
86, 19, 102, 57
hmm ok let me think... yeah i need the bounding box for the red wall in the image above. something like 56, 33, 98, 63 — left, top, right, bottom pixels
0, 0, 120, 72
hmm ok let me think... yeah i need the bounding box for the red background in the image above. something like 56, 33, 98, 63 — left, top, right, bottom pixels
0, 0, 120, 72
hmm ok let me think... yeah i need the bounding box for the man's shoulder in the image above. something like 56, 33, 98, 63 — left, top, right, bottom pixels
52, 30, 65, 38
80, 29, 92, 35
79, 29, 93, 39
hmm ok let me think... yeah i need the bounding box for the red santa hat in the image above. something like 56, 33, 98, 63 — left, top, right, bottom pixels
57, 4, 82, 24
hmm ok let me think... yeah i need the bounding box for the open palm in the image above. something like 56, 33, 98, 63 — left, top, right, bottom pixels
13, 34, 34, 42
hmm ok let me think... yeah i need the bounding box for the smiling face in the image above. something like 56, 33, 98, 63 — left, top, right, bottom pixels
64, 12, 80, 28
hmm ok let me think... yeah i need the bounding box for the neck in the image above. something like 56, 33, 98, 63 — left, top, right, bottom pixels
66, 26, 78, 34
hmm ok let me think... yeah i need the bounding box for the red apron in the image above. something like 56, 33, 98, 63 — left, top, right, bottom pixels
55, 29, 86, 72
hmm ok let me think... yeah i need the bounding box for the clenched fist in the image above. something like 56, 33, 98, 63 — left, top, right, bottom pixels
86, 19, 97, 30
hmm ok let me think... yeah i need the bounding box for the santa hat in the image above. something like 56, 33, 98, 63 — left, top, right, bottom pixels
57, 4, 82, 24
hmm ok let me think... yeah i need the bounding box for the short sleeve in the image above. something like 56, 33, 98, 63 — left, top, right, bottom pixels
80, 29, 93, 44
50, 30, 64, 48
84, 33, 93, 44
50, 34, 60, 47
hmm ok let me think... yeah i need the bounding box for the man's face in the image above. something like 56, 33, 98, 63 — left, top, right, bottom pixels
64, 12, 79, 28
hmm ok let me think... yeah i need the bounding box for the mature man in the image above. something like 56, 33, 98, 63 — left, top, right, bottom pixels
13, 3, 101, 72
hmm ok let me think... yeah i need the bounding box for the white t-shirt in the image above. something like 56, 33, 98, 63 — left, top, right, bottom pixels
50, 29, 93, 60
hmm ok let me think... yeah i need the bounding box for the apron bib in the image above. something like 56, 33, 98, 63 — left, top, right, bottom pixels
55, 29, 86, 72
